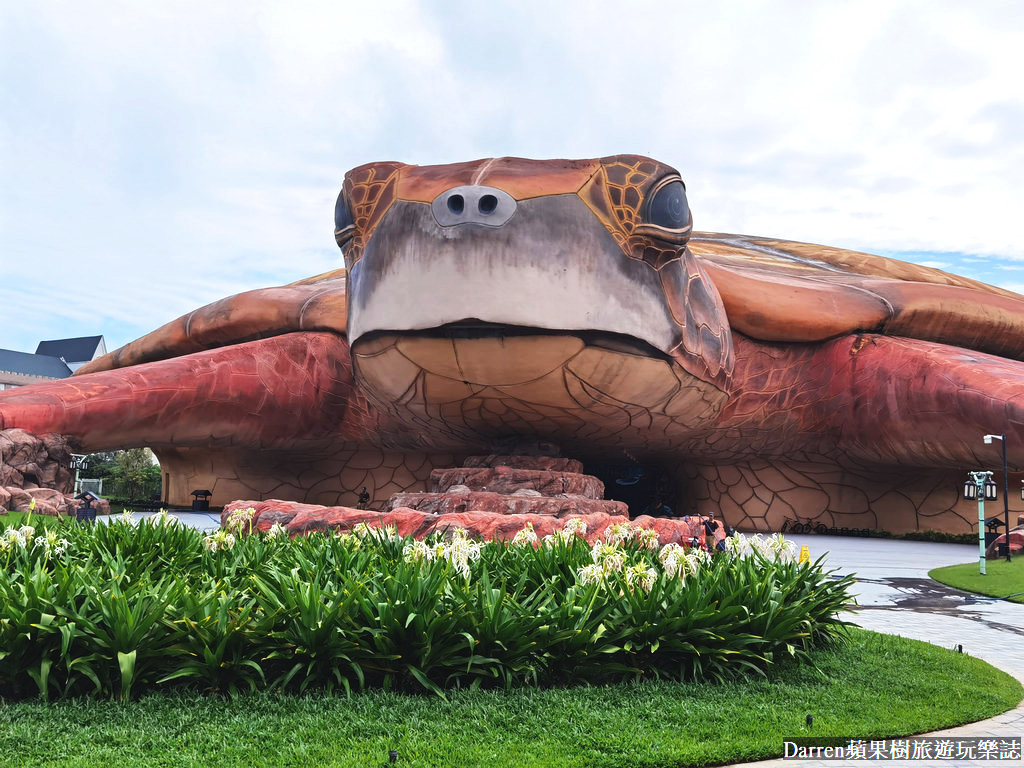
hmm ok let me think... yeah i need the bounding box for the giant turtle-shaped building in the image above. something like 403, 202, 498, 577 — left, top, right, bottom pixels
2, 155, 1022, 533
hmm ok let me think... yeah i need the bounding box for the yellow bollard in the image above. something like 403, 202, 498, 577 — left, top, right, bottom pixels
799, 545, 810, 564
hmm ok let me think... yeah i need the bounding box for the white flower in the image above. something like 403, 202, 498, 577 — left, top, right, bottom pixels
18, 525, 35, 544
119, 509, 135, 524
352, 522, 399, 541
32, 530, 70, 558
563, 518, 587, 537
203, 530, 236, 553
511, 523, 538, 546
3, 528, 26, 549
658, 542, 704, 580
726, 532, 794, 562
604, 522, 635, 547
765, 533, 798, 562
542, 518, 589, 547
658, 542, 685, 578
724, 532, 754, 558
148, 508, 179, 527
440, 528, 482, 579
403, 540, 434, 564
265, 522, 288, 539
625, 564, 658, 593
635, 527, 660, 550
225, 507, 256, 534
576, 563, 604, 586
590, 541, 626, 574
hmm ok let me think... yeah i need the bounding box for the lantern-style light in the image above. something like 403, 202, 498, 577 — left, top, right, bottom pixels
984, 479, 998, 501
964, 480, 978, 500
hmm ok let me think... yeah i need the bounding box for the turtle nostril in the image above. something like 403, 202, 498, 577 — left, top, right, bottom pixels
447, 194, 465, 215
478, 194, 498, 215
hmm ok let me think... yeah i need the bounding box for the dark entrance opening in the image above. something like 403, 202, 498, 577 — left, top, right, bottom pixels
585, 460, 678, 519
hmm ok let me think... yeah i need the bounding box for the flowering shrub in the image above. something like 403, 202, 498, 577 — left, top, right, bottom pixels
203, 529, 236, 552
0, 514, 853, 700
225, 506, 256, 535
725, 532, 799, 562
510, 522, 538, 547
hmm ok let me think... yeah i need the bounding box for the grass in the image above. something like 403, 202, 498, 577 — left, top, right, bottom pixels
930, 557, 1024, 604
0, 511, 68, 529
0, 628, 1019, 768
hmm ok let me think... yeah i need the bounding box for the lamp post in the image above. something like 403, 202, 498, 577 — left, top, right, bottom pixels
70, 453, 88, 496
965, 471, 993, 575
983, 434, 1013, 563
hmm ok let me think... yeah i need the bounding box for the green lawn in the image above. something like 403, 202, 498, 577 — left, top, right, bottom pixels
0, 511, 67, 529
930, 557, 1024, 604
0, 628, 1019, 768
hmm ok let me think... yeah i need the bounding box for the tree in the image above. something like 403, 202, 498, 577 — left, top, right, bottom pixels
104, 448, 161, 500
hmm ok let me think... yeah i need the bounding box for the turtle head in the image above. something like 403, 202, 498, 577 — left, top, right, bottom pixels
335, 155, 734, 450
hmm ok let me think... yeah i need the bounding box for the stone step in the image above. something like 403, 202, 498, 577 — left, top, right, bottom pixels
462, 454, 584, 473
386, 490, 628, 518
431, 467, 604, 499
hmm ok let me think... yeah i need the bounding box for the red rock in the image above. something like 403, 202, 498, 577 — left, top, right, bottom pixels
986, 529, 1024, 558
223, 499, 715, 547
386, 491, 628, 518
0, 485, 110, 516
462, 455, 584, 473
3, 487, 33, 512
431, 467, 604, 498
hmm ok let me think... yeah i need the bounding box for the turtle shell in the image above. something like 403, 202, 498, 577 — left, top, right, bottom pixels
689, 232, 1024, 361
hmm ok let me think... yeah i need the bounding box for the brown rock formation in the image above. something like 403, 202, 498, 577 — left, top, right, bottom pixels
431, 467, 603, 498
0, 429, 101, 516
387, 490, 626, 518
0, 429, 73, 492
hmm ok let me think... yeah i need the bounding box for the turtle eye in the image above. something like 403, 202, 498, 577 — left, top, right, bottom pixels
647, 179, 690, 231
334, 191, 355, 248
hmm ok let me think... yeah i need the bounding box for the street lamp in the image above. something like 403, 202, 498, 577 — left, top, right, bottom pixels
983, 435, 1013, 563
966, 471, 993, 575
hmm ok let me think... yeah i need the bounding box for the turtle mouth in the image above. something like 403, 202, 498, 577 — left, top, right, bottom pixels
356, 321, 671, 362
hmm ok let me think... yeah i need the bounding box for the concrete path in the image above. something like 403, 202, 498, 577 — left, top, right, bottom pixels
98, 509, 222, 532
729, 534, 1023, 767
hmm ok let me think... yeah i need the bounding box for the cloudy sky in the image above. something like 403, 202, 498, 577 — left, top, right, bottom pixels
2, 1, 1022, 354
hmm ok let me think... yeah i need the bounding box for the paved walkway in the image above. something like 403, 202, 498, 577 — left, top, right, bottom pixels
730, 534, 1023, 767
99, 509, 222, 532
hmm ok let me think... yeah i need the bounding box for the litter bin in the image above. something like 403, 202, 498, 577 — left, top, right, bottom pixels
75, 491, 99, 523
75, 506, 97, 523
191, 489, 212, 512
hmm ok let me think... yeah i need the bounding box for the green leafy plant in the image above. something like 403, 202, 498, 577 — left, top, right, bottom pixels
0, 517, 854, 700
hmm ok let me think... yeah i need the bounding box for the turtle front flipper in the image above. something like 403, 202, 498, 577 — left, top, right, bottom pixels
703, 332, 1024, 470
77, 273, 347, 375
0, 332, 361, 452
688, 332, 1024, 533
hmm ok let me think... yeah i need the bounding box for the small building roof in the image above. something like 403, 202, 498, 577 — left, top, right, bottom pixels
0, 348, 73, 379
35, 335, 105, 363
